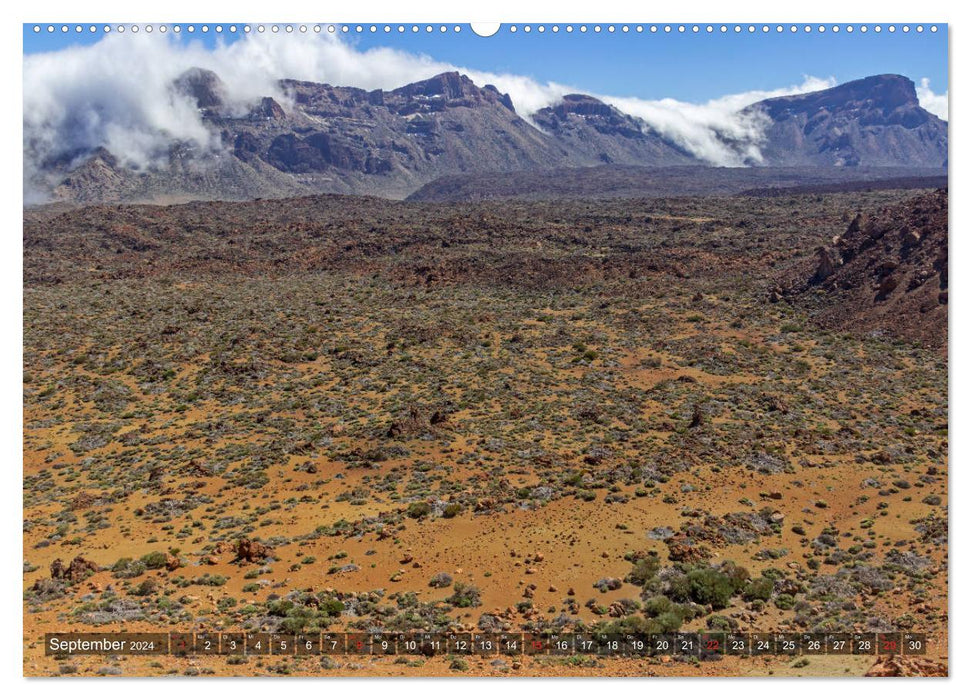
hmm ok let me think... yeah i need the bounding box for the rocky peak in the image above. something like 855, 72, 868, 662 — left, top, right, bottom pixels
533, 94, 651, 142
828, 74, 920, 110
754, 74, 929, 124
553, 94, 615, 119
172, 67, 226, 110
393, 71, 480, 100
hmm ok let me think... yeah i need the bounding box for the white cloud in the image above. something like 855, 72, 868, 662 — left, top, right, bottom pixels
20, 31, 861, 190
589, 77, 836, 165
23, 32, 459, 175
916, 77, 948, 121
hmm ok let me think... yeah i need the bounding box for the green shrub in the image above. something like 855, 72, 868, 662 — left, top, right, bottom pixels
706, 614, 733, 631
442, 503, 463, 519
429, 572, 453, 589
742, 577, 774, 602
627, 554, 661, 586
320, 598, 344, 616
406, 502, 432, 519
643, 595, 673, 617
279, 616, 307, 634
132, 579, 157, 596
652, 611, 684, 634
667, 573, 692, 603
686, 567, 736, 609
140, 551, 169, 570
111, 558, 147, 579
597, 616, 651, 635
268, 599, 295, 617
446, 582, 481, 608
720, 561, 749, 589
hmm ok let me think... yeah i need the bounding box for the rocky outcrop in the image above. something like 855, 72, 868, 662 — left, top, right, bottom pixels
50, 556, 100, 583
813, 247, 838, 282
173, 67, 226, 110
233, 538, 274, 564
387, 403, 450, 438
785, 189, 948, 350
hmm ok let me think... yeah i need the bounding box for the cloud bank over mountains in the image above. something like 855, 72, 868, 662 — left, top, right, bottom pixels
24, 31, 949, 178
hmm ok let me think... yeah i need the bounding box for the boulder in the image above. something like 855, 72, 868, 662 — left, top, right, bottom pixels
813, 247, 838, 283
233, 538, 273, 564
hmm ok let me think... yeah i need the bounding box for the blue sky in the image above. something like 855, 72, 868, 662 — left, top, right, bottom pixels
23, 23, 948, 103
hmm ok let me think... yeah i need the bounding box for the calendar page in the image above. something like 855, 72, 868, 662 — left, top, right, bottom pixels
22, 19, 948, 679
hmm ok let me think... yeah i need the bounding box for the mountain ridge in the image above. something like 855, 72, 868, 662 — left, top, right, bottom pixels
29, 71, 948, 204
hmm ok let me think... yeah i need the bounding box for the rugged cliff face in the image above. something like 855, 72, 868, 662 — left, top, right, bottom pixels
782, 188, 948, 349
